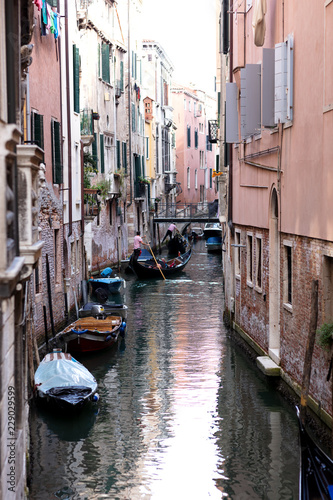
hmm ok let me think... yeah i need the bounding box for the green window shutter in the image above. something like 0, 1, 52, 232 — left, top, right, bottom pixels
73, 45, 80, 113
132, 103, 136, 132
210, 168, 213, 188
195, 129, 198, 149
51, 120, 63, 184
216, 154, 220, 172
92, 133, 98, 166
102, 43, 110, 83
97, 43, 101, 78
100, 134, 104, 173
122, 142, 127, 173
187, 126, 191, 147
117, 140, 121, 170
32, 112, 44, 150
218, 91, 221, 125
120, 61, 124, 91
141, 155, 145, 178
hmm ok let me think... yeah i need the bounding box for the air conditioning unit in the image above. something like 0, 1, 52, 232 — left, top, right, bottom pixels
104, 92, 110, 101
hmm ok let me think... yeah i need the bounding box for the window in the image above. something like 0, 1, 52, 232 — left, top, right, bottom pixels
73, 44, 80, 113
101, 43, 110, 83
187, 167, 190, 189
35, 260, 41, 294
247, 233, 253, 284
145, 136, 149, 159
31, 111, 44, 149
189, 100, 191, 112
51, 119, 62, 184
195, 128, 198, 149
184, 99, 186, 110
200, 150, 204, 168
256, 236, 262, 290
209, 168, 213, 189
235, 231, 241, 275
195, 169, 198, 189
132, 103, 136, 132
187, 125, 191, 147
284, 242, 292, 305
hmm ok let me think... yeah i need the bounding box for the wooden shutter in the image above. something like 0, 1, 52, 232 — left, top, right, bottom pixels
51, 120, 63, 184
102, 43, 110, 83
100, 134, 105, 173
92, 133, 98, 166
122, 142, 127, 173
187, 126, 191, 147
117, 140, 121, 170
120, 61, 124, 91
32, 112, 44, 149
73, 45, 80, 113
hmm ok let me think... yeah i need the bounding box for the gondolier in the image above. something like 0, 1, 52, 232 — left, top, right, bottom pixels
133, 231, 148, 261
162, 222, 178, 243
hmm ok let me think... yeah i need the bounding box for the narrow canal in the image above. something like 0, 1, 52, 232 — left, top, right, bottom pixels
28, 239, 300, 499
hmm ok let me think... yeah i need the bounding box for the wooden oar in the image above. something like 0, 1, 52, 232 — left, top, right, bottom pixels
146, 241, 166, 280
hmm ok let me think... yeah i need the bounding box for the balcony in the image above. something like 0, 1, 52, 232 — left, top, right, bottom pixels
108, 172, 122, 198
208, 120, 219, 144
83, 188, 101, 222
80, 109, 94, 146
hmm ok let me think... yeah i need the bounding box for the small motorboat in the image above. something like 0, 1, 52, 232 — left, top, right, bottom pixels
61, 305, 126, 354
205, 236, 222, 253
297, 405, 333, 499
203, 222, 222, 240
129, 248, 192, 279
88, 267, 125, 296
34, 349, 98, 412
79, 301, 128, 320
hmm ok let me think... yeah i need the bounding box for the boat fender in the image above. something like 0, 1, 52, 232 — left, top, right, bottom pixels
71, 328, 88, 335
93, 393, 100, 402
105, 335, 112, 342
120, 321, 126, 333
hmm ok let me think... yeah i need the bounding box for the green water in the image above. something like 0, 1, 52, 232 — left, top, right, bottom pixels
28, 239, 299, 499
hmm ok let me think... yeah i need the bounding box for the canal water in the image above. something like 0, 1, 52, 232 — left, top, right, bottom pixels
28, 239, 300, 499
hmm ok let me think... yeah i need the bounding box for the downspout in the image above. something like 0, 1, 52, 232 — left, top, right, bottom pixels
127, 0, 132, 208
65, 0, 72, 236
227, 2, 233, 231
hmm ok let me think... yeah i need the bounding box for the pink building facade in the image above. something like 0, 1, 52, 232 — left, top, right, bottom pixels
222, 0, 333, 423
172, 86, 217, 207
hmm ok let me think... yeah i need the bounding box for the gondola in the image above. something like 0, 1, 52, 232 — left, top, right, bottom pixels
78, 301, 128, 320
297, 406, 333, 499
129, 248, 192, 279
61, 306, 126, 354
34, 349, 99, 413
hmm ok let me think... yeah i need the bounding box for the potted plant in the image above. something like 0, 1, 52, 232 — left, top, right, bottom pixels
138, 176, 150, 184
316, 322, 333, 351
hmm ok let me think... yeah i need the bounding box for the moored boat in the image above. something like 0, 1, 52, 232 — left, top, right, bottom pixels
203, 222, 222, 240
61, 306, 126, 353
205, 236, 222, 253
79, 301, 128, 320
34, 349, 98, 412
88, 276, 125, 295
297, 406, 333, 499
129, 248, 192, 279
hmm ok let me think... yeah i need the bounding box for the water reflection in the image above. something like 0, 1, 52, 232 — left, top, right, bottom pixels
29, 240, 299, 499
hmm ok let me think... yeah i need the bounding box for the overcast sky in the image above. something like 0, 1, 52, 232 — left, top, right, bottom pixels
141, 0, 217, 95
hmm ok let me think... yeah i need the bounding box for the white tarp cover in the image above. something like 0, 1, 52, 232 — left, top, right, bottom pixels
252, 0, 267, 47
35, 352, 97, 394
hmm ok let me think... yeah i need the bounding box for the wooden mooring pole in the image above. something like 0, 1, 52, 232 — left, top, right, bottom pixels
300, 279, 319, 424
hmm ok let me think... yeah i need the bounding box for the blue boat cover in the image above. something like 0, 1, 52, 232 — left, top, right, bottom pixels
101, 267, 113, 277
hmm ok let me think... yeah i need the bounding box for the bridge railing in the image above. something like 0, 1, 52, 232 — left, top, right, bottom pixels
152, 202, 218, 221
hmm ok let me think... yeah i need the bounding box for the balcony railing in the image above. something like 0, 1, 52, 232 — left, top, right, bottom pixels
80, 109, 94, 136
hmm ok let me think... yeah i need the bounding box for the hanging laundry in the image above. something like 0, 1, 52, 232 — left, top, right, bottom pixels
252, 0, 267, 47
33, 0, 43, 11
46, 4, 52, 30
42, 0, 48, 26
53, 12, 59, 39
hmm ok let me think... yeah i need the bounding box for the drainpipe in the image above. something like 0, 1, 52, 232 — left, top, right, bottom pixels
65, 0, 72, 236
127, 0, 132, 208
227, 2, 233, 231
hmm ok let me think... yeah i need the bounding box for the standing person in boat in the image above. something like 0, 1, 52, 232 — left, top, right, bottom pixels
162, 222, 178, 243
133, 231, 148, 261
